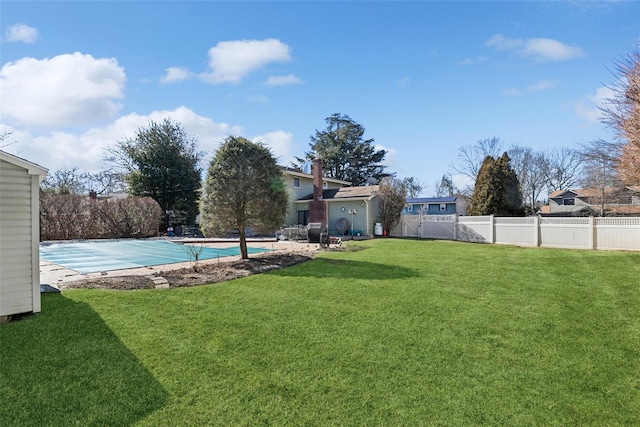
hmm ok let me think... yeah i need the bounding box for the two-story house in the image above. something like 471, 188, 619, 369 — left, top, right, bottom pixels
281, 166, 351, 226
544, 187, 640, 216
281, 161, 381, 237
403, 196, 469, 216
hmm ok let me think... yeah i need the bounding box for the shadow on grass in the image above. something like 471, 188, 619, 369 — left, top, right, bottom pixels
269, 258, 420, 280
0, 293, 168, 426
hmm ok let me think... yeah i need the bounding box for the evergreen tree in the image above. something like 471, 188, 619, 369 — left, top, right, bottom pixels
200, 136, 287, 259
468, 156, 501, 215
468, 153, 524, 216
497, 152, 524, 215
109, 118, 202, 227
294, 113, 388, 186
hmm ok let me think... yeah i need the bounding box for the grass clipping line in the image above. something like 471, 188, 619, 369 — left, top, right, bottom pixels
59, 247, 345, 290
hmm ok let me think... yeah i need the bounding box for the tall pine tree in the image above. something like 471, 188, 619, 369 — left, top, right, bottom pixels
293, 113, 388, 186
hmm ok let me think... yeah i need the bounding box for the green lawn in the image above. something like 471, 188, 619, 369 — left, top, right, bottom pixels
2, 239, 639, 426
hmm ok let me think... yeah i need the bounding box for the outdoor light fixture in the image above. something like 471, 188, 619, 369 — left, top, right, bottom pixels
348, 209, 357, 238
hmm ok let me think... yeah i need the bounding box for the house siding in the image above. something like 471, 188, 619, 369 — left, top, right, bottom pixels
0, 160, 39, 316
282, 171, 348, 226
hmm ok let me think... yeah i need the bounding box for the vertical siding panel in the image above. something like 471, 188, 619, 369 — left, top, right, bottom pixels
0, 158, 43, 317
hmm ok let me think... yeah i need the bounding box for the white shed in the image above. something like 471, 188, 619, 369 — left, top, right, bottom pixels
0, 151, 48, 321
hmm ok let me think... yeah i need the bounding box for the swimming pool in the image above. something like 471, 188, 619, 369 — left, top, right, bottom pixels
40, 240, 269, 274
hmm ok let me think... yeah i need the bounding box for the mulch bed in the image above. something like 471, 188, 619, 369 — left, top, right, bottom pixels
61, 251, 315, 291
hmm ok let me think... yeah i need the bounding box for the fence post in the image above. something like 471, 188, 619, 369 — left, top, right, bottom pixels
453, 214, 458, 241
589, 216, 596, 250
533, 215, 540, 247
489, 215, 495, 244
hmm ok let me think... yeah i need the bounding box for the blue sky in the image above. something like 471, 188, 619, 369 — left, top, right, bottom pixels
1, 1, 638, 195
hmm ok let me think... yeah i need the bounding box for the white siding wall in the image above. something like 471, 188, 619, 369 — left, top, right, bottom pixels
0, 160, 38, 316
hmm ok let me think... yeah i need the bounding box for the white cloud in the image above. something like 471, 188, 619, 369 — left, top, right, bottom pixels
456, 56, 487, 66
527, 80, 556, 92
247, 94, 270, 104
252, 130, 294, 164
201, 38, 292, 84
503, 87, 522, 96
265, 74, 302, 87
503, 79, 557, 96
575, 86, 612, 123
396, 76, 410, 87
1, 107, 242, 174
376, 144, 397, 171
160, 67, 192, 84
5, 23, 38, 44
487, 34, 584, 62
0, 52, 126, 128
451, 173, 474, 192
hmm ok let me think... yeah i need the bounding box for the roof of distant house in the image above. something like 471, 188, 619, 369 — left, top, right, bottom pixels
550, 187, 640, 199
296, 185, 379, 201
280, 166, 352, 186
406, 196, 457, 204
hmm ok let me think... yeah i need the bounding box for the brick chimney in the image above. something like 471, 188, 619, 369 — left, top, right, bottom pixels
308, 157, 326, 229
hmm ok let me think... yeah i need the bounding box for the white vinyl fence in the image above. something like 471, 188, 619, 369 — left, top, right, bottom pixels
391, 214, 640, 251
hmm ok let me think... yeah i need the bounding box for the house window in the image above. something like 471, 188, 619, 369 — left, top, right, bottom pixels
440, 203, 447, 212
563, 198, 575, 205
293, 177, 300, 188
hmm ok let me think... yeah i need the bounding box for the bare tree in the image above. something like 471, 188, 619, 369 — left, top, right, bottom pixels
600, 43, 640, 185
402, 176, 425, 198
0, 131, 16, 149
579, 139, 623, 216
435, 173, 458, 197
543, 147, 583, 193
452, 137, 504, 182
41, 167, 88, 195
377, 176, 406, 235
184, 243, 205, 272
508, 146, 549, 212
84, 170, 127, 195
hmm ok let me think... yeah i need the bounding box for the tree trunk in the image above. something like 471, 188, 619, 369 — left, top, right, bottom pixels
238, 227, 249, 259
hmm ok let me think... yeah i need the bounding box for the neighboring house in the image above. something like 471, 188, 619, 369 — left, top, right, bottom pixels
0, 151, 48, 321
281, 166, 351, 226
403, 196, 468, 216
95, 191, 128, 201
545, 187, 640, 216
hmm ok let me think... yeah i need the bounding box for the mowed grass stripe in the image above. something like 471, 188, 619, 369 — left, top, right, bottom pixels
1, 239, 638, 426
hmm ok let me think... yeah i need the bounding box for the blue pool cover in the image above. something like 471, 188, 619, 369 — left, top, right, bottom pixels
40, 240, 269, 274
